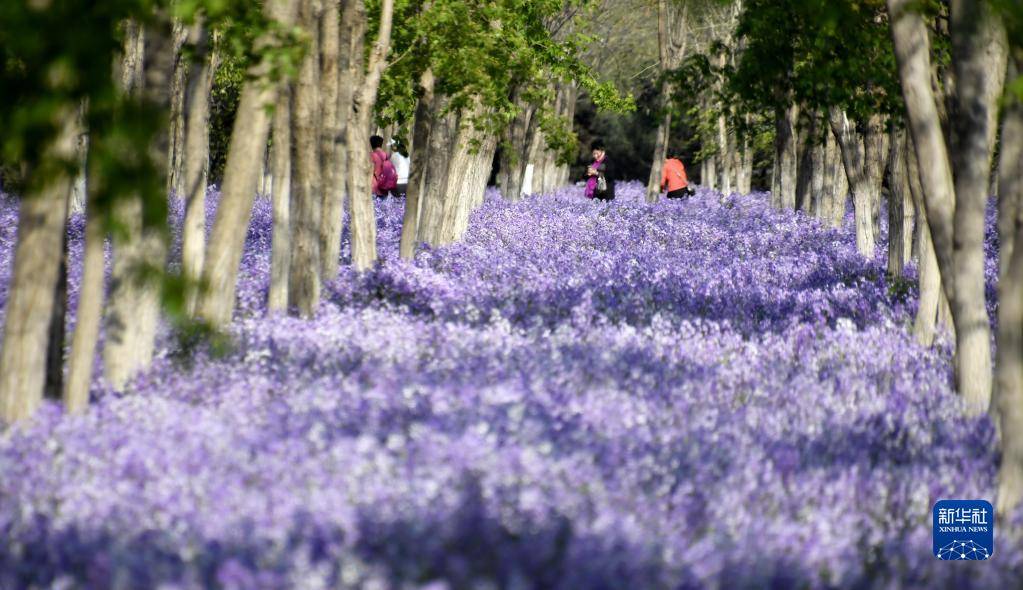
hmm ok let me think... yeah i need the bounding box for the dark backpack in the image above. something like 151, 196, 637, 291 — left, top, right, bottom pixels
378, 159, 398, 191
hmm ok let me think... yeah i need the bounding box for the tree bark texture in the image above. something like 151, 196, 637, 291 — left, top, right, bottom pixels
103, 18, 174, 390
288, 0, 324, 318
197, 0, 299, 327
400, 69, 436, 259
828, 109, 885, 257
317, 0, 342, 279
771, 103, 799, 209
887, 129, 914, 277
181, 20, 215, 316
269, 87, 292, 313
346, 0, 394, 271
0, 109, 78, 422
996, 55, 1023, 517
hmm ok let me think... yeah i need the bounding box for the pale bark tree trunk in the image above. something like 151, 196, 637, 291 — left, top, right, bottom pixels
439, 102, 498, 244
819, 126, 848, 227
809, 139, 827, 220
889, 0, 1006, 412
828, 109, 884, 256
947, 0, 1005, 412
317, 0, 342, 279
498, 88, 535, 202
269, 88, 292, 312
64, 155, 107, 414
645, 0, 688, 203
181, 21, 215, 316
905, 130, 944, 347
704, 154, 717, 191
718, 114, 733, 195
554, 83, 578, 187
346, 0, 394, 271
167, 21, 189, 197
418, 101, 459, 246
103, 19, 175, 390
329, 0, 363, 238
69, 127, 89, 215
771, 103, 799, 209
400, 69, 435, 259
0, 109, 78, 422
887, 129, 914, 277
996, 56, 1023, 517
197, 0, 299, 327
288, 0, 324, 318
737, 114, 754, 194
795, 114, 816, 213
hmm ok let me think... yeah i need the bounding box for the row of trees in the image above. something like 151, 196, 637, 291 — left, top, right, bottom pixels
0, 1, 623, 421
648, 0, 1021, 515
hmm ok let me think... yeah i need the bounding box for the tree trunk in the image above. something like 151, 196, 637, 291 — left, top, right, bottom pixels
0, 109, 78, 422
771, 103, 799, 209
64, 155, 107, 414
947, 0, 1005, 412
197, 0, 299, 327
820, 126, 848, 227
269, 87, 292, 312
417, 97, 458, 246
737, 115, 754, 194
44, 196, 71, 401
905, 130, 942, 347
890, 0, 1005, 412
333, 0, 363, 221
795, 114, 817, 213
346, 0, 394, 271
400, 69, 436, 259
887, 129, 913, 277
828, 109, 881, 257
288, 0, 324, 318
167, 21, 189, 197
996, 56, 1023, 517
103, 19, 175, 390
181, 21, 215, 316
439, 102, 498, 244
69, 127, 89, 215
808, 139, 827, 220
499, 89, 535, 202
317, 0, 342, 279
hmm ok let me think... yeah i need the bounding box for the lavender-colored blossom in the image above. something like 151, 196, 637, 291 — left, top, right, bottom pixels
0, 182, 1019, 588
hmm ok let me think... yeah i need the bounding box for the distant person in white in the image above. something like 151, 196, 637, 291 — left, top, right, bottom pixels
389, 138, 410, 197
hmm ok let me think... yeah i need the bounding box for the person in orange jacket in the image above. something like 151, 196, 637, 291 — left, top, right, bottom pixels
661, 153, 693, 199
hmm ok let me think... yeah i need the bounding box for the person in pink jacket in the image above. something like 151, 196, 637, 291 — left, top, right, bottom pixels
370, 135, 398, 198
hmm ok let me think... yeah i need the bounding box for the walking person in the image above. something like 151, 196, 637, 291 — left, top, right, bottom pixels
371, 135, 398, 198
584, 140, 615, 201
662, 152, 693, 199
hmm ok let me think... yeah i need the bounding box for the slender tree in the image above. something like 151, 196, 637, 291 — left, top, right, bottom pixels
887, 0, 1007, 412
198, 0, 300, 327
996, 53, 1023, 517
181, 20, 217, 316
645, 0, 689, 203
103, 18, 175, 390
269, 87, 292, 312
288, 0, 324, 317
0, 109, 78, 422
346, 0, 395, 271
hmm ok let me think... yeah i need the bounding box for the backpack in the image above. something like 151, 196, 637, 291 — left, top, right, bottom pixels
377, 159, 398, 191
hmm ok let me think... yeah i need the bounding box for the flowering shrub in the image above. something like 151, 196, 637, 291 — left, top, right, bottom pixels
0, 183, 1020, 588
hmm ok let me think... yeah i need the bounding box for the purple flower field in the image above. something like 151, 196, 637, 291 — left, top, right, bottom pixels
1, 182, 1021, 588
